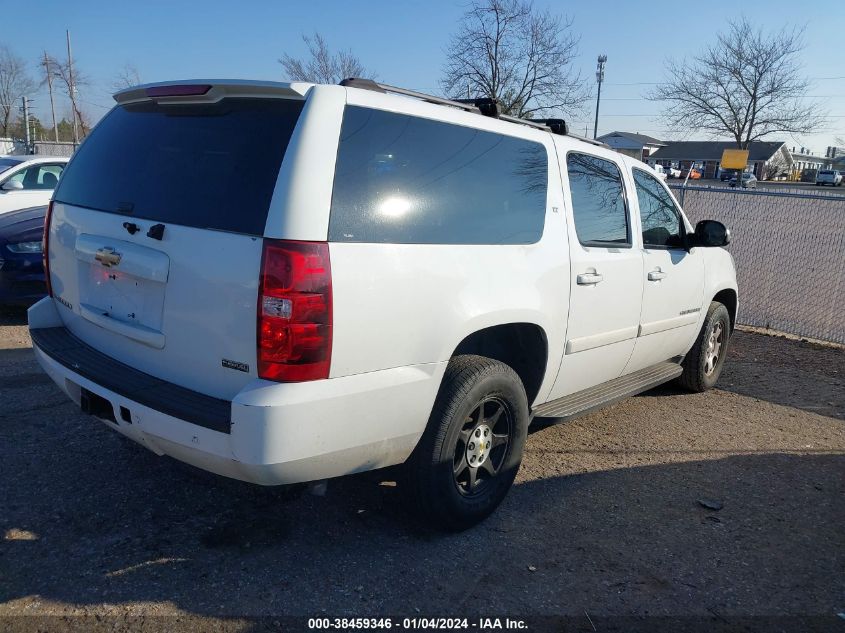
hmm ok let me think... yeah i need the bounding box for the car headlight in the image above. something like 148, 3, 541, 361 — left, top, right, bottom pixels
6, 241, 43, 254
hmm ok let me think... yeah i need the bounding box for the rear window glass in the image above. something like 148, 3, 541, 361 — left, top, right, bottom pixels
328, 106, 548, 244
54, 98, 304, 235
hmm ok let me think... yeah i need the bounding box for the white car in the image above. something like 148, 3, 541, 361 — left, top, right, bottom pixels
651, 164, 668, 181
28, 79, 738, 530
815, 170, 842, 186
729, 172, 758, 189
0, 155, 69, 215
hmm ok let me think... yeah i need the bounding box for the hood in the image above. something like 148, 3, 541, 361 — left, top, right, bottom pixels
0, 205, 46, 244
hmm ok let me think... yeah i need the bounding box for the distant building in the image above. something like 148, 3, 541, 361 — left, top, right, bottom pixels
597, 131, 666, 161
790, 147, 826, 173
647, 141, 791, 180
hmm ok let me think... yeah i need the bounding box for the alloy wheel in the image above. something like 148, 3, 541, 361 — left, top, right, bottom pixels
452, 397, 511, 496
704, 322, 724, 376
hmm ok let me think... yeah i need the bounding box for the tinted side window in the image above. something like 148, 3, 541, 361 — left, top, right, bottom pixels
35, 164, 64, 189
328, 107, 548, 244
633, 169, 683, 248
566, 153, 629, 245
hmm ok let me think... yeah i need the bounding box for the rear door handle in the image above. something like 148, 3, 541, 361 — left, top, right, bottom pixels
577, 272, 604, 285
648, 269, 667, 281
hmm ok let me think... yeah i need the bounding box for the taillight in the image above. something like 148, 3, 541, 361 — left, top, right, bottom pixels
257, 240, 332, 382
43, 201, 53, 297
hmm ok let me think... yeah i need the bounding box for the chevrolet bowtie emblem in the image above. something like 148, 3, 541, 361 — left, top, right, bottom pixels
94, 246, 121, 267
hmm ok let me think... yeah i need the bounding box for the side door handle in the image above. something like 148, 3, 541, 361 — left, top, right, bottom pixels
577, 272, 604, 285
648, 269, 667, 281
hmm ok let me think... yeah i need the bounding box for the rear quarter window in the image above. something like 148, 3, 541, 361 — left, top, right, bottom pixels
54, 98, 304, 236
328, 106, 548, 244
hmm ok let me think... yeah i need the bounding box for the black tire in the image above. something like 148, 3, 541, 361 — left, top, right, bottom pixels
677, 302, 731, 393
405, 355, 529, 531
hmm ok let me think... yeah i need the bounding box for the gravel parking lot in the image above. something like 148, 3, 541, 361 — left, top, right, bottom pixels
1, 309, 843, 629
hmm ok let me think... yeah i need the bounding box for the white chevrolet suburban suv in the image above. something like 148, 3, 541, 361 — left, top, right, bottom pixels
28, 79, 737, 530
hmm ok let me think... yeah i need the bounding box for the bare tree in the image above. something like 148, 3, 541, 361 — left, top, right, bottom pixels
0, 45, 35, 137
762, 146, 791, 180
111, 63, 142, 91
280, 33, 373, 84
440, 0, 588, 118
46, 53, 91, 137
39, 52, 60, 142
650, 18, 823, 148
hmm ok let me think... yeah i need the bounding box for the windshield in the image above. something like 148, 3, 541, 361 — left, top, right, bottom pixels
0, 158, 23, 175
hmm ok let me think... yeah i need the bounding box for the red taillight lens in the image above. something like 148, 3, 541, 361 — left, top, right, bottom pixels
43, 201, 53, 297
257, 240, 332, 382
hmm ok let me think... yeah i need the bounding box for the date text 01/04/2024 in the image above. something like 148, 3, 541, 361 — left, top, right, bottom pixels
307, 617, 528, 630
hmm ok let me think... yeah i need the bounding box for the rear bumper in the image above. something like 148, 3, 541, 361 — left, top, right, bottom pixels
28, 297, 445, 485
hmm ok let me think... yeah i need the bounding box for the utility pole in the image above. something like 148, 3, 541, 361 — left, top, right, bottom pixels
21, 96, 32, 153
66, 30, 79, 146
42, 52, 59, 143
593, 54, 607, 140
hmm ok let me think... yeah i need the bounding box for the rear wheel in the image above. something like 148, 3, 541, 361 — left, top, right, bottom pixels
405, 355, 529, 531
677, 302, 731, 393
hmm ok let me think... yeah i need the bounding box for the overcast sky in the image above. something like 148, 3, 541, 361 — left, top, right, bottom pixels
6, 0, 844, 153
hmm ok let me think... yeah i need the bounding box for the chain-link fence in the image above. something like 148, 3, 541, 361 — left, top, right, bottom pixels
0, 138, 76, 156
672, 185, 845, 345
32, 141, 76, 157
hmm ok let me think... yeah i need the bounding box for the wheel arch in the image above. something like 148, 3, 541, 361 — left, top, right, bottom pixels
712, 288, 737, 331
450, 322, 549, 406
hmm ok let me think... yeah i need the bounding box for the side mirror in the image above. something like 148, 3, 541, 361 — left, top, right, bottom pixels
691, 220, 731, 247
1, 180, 24, 191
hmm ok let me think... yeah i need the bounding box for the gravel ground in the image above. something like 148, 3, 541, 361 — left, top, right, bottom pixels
1, 309, 843, 630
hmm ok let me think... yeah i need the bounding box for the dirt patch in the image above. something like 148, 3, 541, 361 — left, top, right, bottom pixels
1, 315, 842, 626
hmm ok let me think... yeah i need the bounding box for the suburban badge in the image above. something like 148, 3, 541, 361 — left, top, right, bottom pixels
222, 359, 249, 373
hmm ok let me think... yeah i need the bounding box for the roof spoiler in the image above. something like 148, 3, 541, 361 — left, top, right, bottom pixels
113, 79, 312, 106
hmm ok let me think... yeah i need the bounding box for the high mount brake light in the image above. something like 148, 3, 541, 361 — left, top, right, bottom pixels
145, 84, 212, 98
257, 240, 332, 382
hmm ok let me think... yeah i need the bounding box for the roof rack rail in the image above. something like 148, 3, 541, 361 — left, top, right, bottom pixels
339, 78, 482, 114
339, 77, 606, 144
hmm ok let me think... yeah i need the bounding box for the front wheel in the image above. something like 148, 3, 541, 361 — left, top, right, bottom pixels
677, 302, 731, 393
405, 355, 529, 531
